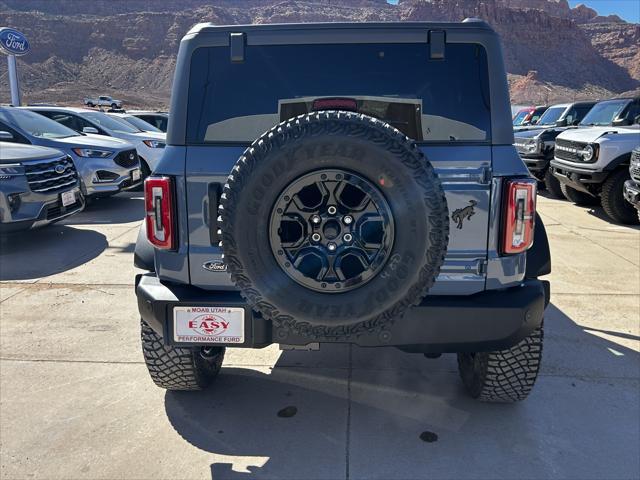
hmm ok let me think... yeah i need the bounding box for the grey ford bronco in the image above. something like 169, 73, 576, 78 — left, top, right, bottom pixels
134, 21, 551, 402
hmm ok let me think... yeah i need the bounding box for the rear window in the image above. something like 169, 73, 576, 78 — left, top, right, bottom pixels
186, 42, 491, 144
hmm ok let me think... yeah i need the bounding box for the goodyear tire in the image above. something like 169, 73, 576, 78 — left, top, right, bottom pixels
220, 111, 449, 341
141, 320, 225, 391
457, 324, 543, 402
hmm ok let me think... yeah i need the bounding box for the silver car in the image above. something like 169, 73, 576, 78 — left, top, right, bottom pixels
0, 142, 84, 232
27, 107, 166, 177
0, 107, 141, 198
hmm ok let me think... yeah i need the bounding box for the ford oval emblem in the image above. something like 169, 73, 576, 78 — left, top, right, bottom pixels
129, 153, 135, 160
54, 164, 66, 174
0, 28, 30, 56
203, 261, 227, 272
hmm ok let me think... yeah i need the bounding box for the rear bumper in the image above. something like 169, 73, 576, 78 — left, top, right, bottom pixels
624, 180, 640, 208
135, 274, 549, 353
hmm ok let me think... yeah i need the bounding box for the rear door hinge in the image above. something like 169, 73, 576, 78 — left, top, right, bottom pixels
478, 260, 488, 275
481, 166, 492, 185
230, 32, 245, 63
428, 30, 446, 60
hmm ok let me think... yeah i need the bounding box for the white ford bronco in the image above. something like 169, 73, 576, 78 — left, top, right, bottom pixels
550, 97, 640, 224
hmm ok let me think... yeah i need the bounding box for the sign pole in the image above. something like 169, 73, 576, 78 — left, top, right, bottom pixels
7, 54, 21, 106
0, 27, 30, 106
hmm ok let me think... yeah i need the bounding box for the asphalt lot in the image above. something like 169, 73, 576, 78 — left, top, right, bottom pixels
0, 191, 638, 480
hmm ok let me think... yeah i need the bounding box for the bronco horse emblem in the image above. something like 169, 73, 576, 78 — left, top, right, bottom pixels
451, 200, 477, 229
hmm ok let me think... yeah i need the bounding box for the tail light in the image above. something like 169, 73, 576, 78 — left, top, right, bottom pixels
144, 176, 175, 250
502, 178, 536, 254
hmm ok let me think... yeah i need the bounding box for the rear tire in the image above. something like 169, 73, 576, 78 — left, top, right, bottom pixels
87, 102, 94, 108
457, 325, 543, 403
544, 169, 564, 199
141, 319, 225, 391
601, 169, 640, 225
560, 183, 599, 206
111, 103, 118, 109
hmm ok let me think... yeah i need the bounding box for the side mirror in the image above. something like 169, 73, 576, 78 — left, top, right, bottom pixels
555, 118, 568, 127
612, 118, 631, 126
82, 126, 99, 134
0, 131, 14, 140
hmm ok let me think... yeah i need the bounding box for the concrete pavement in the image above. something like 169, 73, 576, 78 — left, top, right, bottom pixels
0, 191, 638, 479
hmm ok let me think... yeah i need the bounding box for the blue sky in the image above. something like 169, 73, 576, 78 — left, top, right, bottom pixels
568, 1, 639, 23
386, 1, 639, 23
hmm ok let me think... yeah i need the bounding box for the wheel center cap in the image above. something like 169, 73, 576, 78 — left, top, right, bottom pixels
322, 220, 341, 240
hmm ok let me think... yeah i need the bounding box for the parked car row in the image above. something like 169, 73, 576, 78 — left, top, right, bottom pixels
0, 105, 168, 233
513, 97, 640, 224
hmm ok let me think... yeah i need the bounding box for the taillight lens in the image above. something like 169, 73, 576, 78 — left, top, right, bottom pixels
502, 178, 537, 254
144, 176, 175, 250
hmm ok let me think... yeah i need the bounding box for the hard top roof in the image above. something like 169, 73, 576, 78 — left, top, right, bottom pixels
186, 20, 494, 37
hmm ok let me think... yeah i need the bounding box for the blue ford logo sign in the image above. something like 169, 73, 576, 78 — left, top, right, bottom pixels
0, 28, 30, 56
54, 164, 66, 174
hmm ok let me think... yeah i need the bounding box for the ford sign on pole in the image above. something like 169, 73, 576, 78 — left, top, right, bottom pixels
0, 27, 30, 106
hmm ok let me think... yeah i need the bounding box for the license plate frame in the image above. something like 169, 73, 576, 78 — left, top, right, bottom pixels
173, 306, 245, 344
61, 190, 75, 207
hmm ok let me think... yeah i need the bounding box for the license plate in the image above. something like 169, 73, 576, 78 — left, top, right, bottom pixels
173, 306, 244, 343
61, 190, 75, 207
131, 169, 141, 181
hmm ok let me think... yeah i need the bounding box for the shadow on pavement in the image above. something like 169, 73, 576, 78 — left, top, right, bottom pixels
0, 225, 107, 280
585, 205, 640, 230
62, 193, 144, 225
164, 303, 639, 480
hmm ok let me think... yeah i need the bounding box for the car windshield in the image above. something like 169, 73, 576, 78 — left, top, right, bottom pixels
120, 115, 161, 132
513, 110, 530, 126
81, 111, 140, 134
187, 42, 492, 143
0, 108, 77, 139
536, 106, 565, 125
579, 100, 629, 126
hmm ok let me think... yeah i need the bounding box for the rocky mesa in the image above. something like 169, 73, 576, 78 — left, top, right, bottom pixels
0, 0, 638, 108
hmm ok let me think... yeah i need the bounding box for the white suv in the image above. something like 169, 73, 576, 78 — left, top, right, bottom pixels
550, 97, 640, 224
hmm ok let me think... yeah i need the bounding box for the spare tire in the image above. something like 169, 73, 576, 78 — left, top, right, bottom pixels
220, 111, 449, 341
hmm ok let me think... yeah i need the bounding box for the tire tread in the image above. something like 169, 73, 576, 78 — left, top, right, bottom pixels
457, 326, 543, 403
140, 320, 224, 391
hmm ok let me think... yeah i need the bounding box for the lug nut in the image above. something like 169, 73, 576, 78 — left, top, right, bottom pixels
327, 242, 337, 252
311, 214, 321, 224
343, 215, 353, 225
343, 233, 353, 243
327, 205, 337, 215
311, 233, 321, 242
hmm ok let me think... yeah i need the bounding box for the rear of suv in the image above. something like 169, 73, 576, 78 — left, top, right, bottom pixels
134, 21, 551, 403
